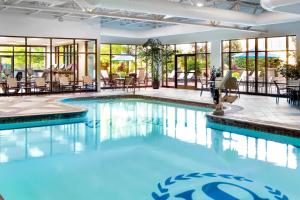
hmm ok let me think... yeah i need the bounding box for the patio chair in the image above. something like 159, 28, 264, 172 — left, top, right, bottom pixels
124, 76, 134, 92
108, 73, 119, 89
34, 77, 48, 92
59, 75, 73, 91
199, 78, 210, 96
137, 68, 147, 89
34, 77, 48, 93
274, 80, 287, 104
6, 77, 19, 94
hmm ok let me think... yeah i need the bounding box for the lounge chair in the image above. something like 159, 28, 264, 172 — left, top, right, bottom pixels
34, 77, 48, 93
237, 70, 247, 82
177, 72, 185, 82
187, 70, 195, 82
100, 70, 110, 86
59, 64, 66, 70
66, 64, 73, 71
168, 70, 175, 81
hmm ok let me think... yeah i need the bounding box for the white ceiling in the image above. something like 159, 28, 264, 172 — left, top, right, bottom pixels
0, 0, 299, 38
0, 0, 266, 31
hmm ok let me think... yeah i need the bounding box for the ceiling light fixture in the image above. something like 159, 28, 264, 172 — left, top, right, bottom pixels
196, 2, 204, 7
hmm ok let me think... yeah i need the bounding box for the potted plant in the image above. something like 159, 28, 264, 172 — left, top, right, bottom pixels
279, 63, 300, 80
139, 39, 172, 89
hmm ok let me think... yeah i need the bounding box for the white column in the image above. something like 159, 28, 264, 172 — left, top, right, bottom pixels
296, 33, 300, 61
97, 37, 101, 92
210, 40, 222, 69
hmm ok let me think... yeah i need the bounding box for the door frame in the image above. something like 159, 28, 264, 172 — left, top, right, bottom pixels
175, 53, 197, 89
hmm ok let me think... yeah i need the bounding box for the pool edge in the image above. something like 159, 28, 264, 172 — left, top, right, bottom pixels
206, 113, 300, 138
1, 94, 299, 138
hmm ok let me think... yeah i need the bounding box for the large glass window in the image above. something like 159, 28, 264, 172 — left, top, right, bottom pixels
0, 36, 97, 95
222, 35, 296, 95
100, 44, 138, 87
196, 42, 211, 89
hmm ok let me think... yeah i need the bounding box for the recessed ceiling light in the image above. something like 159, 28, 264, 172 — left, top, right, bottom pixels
196, 2, 204, 7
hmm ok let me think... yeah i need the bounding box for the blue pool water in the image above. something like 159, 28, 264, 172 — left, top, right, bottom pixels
0, 98, 299, 200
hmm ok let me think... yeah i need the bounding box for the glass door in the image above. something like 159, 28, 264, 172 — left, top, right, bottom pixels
175, 54, 196, 89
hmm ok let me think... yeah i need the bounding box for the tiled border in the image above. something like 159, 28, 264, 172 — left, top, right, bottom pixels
206, 114, 300, 138
1, 94, 300, 139
0, 110, 87, 125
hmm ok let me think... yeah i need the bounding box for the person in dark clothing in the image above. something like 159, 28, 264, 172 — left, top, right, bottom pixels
16, 72, 22, 81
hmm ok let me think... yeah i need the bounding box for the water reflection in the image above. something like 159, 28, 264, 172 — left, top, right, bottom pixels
0, 99, 299, 169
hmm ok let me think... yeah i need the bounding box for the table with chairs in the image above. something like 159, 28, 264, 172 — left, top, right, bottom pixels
100, 69, 145, 91
0, 74, 97, 95
286, 79, 300, 106
274, 79, 300, 106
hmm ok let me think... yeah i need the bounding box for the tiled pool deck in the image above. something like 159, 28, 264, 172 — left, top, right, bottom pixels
0, 88, 299, 135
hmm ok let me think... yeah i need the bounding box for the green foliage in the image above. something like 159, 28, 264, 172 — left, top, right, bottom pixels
279, 63, 300, 79
232, 57, 282, 77
139, 39, 173, 82
100, 44, 137, 75
0, 46, 45, 71
223, 40, 243, 52
100, 44, 110, 54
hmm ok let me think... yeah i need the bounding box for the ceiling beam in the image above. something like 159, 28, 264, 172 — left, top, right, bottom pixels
0, 2, 266, 33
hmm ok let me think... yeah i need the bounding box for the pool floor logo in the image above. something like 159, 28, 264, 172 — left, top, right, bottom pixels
151, 172, 289, 200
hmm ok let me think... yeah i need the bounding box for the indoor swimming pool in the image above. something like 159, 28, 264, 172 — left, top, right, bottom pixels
0, 98, 299, 200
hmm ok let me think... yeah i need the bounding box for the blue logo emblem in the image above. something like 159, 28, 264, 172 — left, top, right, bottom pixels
151, 172, 289, 200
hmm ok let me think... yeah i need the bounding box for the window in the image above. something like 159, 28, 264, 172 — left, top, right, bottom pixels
100, 44, 138, 85
222, 35, 296, 95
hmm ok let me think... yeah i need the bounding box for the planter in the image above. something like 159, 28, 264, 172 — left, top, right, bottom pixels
152, 80, 160, 89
